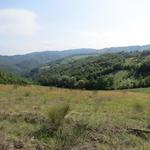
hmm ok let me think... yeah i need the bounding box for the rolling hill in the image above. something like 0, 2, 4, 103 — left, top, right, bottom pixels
30, 50, 150, 90
1, 44, 150, 75
0, 48, 98, 75
0, 71, 29, 85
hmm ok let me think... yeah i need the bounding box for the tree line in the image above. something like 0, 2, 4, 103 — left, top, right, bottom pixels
30, 51, 150, 90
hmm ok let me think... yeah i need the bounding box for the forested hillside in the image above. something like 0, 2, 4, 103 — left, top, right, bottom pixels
0, 49, 98, 75
0, 71, 30, 85
31, 51, 150, 90
1, 44, 150, 75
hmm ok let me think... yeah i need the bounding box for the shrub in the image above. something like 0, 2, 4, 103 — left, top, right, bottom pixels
24, 92, 30, 97
55, 121, 88, 149
33, 103, 70, 139
48, 103, 70, 128
133, 103, 143, 112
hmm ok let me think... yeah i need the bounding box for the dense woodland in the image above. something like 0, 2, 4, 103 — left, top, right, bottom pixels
1, 45, 150, 75
0, 50, 150, 90
30, 51, 150, 90
0, 71, 29, 85
0, 49, 97, 75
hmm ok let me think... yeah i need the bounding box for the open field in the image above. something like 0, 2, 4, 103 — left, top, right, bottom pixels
0, 85, 150, 149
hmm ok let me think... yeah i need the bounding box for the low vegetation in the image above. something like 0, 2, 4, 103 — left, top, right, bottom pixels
0, 85, 150, 149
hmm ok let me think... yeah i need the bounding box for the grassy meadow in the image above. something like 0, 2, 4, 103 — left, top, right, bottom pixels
0, 85, 150, 149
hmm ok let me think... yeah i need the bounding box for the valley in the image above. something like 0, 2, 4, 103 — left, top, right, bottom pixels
0, 46, 150, 150
1, 1, 150, 149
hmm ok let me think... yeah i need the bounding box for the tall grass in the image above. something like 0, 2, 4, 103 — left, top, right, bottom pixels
48, 103, 70, 127
0, 85, 150, 149
33, 103, 70, 139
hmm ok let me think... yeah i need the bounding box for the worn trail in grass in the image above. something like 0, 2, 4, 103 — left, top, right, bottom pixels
0, 85, 150, 149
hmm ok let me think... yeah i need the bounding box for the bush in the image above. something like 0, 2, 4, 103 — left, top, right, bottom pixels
33, 103, 70, 139
24, 92, 30, 97
48, 103, 70, 127
133, 103, 143, 112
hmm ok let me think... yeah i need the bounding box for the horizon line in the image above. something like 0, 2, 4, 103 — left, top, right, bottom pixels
0, 43, 150, 57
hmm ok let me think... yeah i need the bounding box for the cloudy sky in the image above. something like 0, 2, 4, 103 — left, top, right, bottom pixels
0, 0, 150, 55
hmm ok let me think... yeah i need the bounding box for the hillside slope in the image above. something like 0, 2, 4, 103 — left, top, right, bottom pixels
0, 48, 98, 75
1, 44, 150, 75
31, 50, 150, 90
0, 71, 29, 85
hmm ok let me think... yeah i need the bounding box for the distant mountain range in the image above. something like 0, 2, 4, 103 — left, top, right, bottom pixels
99, 44, 150, 53
0, 48, 97, 75
0, 44, 150, 75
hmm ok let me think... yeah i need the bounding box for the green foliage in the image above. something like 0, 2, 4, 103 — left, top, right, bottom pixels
33, 103, 70, 139
24, 91, 31, 97
0, 71, 30, 85
48, 103, 70, 128
32, 51, 150, 90
0, 49, 98, 75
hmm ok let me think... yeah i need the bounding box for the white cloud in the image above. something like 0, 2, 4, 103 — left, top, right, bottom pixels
0, 9, 39, 36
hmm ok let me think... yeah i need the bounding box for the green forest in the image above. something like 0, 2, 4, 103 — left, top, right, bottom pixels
0, 71, 29, 85
0, 50, 150, 90
30, 51, 150, 90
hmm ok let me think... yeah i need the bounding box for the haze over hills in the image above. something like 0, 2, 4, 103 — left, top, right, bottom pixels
0, 44, 150, 75
99, 44, 150, 53
0, 48, 97, 74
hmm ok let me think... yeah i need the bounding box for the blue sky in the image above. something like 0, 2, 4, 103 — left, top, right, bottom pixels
0, 0, 150, 55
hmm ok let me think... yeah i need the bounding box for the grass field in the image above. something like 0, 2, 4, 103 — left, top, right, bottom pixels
0, 85, 150, 150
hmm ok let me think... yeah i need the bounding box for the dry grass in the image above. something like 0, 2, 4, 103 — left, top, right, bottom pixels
0, 84, 150, 149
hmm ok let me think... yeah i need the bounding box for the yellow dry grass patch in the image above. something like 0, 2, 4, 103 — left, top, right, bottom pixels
0, 84, 150, 149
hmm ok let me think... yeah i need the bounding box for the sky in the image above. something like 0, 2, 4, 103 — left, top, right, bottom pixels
0, 0, 150, 55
